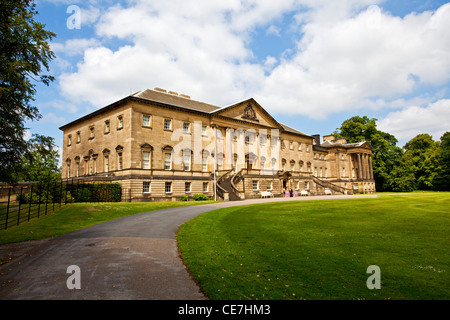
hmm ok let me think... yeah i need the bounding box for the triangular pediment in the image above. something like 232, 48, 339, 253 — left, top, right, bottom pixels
212, 98, 282, 129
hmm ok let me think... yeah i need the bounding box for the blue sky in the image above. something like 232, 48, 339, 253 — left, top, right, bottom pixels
29, 0, 450, 156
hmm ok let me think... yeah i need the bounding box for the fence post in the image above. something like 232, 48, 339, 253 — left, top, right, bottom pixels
37, 184, 41, 219
5, 187, 11, 230
59, 180, 63, 208
45, 180, 50, 215
28, 184, 33, 222
53, 181, 56, 212
17, 186, 23, 226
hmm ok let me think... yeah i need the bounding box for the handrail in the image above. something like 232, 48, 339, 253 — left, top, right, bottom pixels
231, 169, 245, 194
312, 176, 351, 194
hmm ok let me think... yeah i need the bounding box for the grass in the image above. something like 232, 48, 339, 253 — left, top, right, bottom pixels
0, 200, 217, 245
177, 193, 450, 300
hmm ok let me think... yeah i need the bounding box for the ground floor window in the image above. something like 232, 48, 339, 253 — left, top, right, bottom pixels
143, 181, 150, 193
252, 180, 259, 191
185, 182, 191, 193
203, 182, 209, 193
165, 181, 172, 193
266, 181, 272, 191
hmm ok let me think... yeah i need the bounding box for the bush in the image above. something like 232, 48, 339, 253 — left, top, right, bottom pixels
65, 182, 122, 202
193, 193, 208, 201
180, 195, 188, 201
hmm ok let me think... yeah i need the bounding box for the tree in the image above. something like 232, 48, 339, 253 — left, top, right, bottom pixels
429, 132, 450, 191
12, 134, 61, 182
0, 0, 56, 182
333, 116, 403, 191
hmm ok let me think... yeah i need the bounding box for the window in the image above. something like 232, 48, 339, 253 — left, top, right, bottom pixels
342, 167, 346, 178
142, 151, 150, 169
252, 180, 259, 191
314, 167, 317, 177
68, 135, 72, 146
67, 164, 71, 179
325, 168, 328, 178
290, 163, 295, 171
183, 151, 191, 171
165, 182, 172, 193
245, 135, 250, 144
217, 154, 223, 171
164, 152, 172, 170
164, 119, 172, 130
105, 121, 110, 134
183, 122, 190, 134
259, 135, 266, 145
104, 155, 109, 172
118, 116, 123, 129
185, 182, 191, 193
89, 126, 95, 139
267, 181, 273, 191
143, 181, 150, 193
298, 143, 302, 151
289, 141, 293, 150
306, 145, 310, 152
305, 181, 309, 190
76, 131, 81, 143
260, 157, 266, 169
314, 153, 317, 159
202, 154, 208, 172
76, 162, 80, 177
142, 115, 151, 127
320, 167, 323, 178
281, 160, 286, 171
203, 182, 209, 193
118, 153, 123, 170
201, 125, 207, 135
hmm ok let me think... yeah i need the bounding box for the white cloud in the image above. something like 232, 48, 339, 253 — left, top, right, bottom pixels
378, 99, 450, 143
54, 0, 450, 141
257, 3, 450, 119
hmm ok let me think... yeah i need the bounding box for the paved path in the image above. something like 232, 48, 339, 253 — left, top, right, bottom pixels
0, 195, 377, 300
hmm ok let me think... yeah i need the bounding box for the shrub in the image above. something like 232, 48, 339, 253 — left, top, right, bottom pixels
180, 195, 188, 201
193, 193, 208, 201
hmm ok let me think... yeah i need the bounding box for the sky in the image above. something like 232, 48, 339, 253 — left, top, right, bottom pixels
29, 0, 450, 155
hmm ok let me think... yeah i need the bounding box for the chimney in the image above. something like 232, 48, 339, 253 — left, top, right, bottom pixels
154, 87, 167, 93
323, 135, 335, 142
312, 134, 320, 146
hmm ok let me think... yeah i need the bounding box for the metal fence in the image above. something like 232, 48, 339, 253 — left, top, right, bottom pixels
0, 180, 122, 230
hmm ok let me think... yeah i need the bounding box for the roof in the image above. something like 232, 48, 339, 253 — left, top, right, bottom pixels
279, 122, 311, 137
321, 140, 371, 149
133, 88, 220, 113
59, 88, 311, 139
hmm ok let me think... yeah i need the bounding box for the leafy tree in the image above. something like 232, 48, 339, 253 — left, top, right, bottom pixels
0, 0, 56, 182
429, 132, 450, 191
12, 134, 61, 182
333, 116, 403, 191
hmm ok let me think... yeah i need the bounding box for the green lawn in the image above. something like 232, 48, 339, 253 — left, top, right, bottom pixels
177, 193, 450, 300
0, 200, 217, 245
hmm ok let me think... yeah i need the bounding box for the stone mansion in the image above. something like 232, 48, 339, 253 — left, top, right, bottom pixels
59, 88, 375, 201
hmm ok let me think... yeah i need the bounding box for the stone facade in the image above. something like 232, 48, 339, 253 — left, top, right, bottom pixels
60, 88, 375, 201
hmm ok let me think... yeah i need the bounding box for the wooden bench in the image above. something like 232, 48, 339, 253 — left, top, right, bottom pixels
324, 189, 332, 195
261, 191, 273, 198
300, 190, 309, 196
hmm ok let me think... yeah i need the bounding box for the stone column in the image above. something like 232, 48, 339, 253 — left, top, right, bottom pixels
357, 153, 362, 179
369, 154, 374, 180
362, 154, 367, 180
